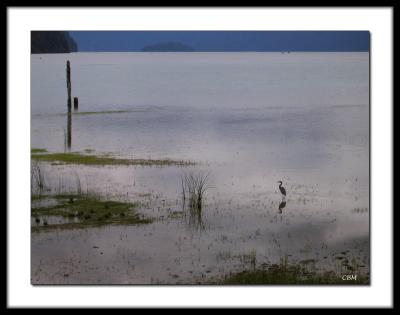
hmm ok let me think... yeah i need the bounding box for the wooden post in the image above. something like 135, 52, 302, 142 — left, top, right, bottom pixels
66, 60, 71, 111
73, 97, 79, 111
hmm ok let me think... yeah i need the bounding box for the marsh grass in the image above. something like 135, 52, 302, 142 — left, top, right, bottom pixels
181, 171, 211, 230
181, 171, 210, 210
330, 251, 368, 277
217, 255, 369, 285
31, 162, 47, 195
31, 193, 152, 232
238, 250, 257, 270
32, 172, 152, 232
74, 172, 82, 195
31, 148, 48, 154
31, 152, 194, 166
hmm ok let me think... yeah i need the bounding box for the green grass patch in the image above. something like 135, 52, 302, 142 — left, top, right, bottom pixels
31, 152, 194, 166
216, 264, 369, 285
31, 148, 48, 154
31, 194, 152, 232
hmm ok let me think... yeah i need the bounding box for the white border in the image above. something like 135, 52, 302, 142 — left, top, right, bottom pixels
8, 8, 393, 308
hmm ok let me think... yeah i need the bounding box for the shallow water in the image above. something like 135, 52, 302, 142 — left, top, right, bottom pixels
31, 52, 369, 284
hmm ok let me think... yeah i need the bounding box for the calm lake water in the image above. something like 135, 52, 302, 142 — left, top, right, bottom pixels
31, 52, 369, 284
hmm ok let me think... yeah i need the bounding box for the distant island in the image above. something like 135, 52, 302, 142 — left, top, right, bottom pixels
31, 31, 78, 54
141, 42, 194, 52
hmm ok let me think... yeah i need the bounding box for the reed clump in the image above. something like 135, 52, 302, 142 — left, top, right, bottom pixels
181, 171, 210, 212
31, 162, 47, 195
180, 171, 211, 230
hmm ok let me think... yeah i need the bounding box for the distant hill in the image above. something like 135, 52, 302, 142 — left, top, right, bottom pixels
31, 31, 78, 54
141, 42, 194, 52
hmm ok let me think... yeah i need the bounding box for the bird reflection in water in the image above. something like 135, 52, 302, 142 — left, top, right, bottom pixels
63, 112, 72, 152
278, 199, 286, 214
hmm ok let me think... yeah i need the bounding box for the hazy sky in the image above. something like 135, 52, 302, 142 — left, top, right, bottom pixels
69, 31, 369, 52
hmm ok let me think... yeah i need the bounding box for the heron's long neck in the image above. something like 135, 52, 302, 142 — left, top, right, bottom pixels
279, 183, 282, 188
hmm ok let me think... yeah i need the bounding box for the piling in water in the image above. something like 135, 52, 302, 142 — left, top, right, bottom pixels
67, 111, 72, 150
66, 60, 71, 111
74, 97, 79, 111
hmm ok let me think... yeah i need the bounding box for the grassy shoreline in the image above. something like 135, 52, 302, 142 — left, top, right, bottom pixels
211, 257, 369, 285
31, 152, 195, 166
31, 193, 153, 232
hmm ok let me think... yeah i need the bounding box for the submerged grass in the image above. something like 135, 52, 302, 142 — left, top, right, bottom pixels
31, 193, 152, 232
31, 194, 48, 201
31, 152, 194, 166
71, 110, 132, 116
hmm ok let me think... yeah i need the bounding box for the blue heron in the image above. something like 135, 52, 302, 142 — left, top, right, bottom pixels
277, 181, 286, 198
